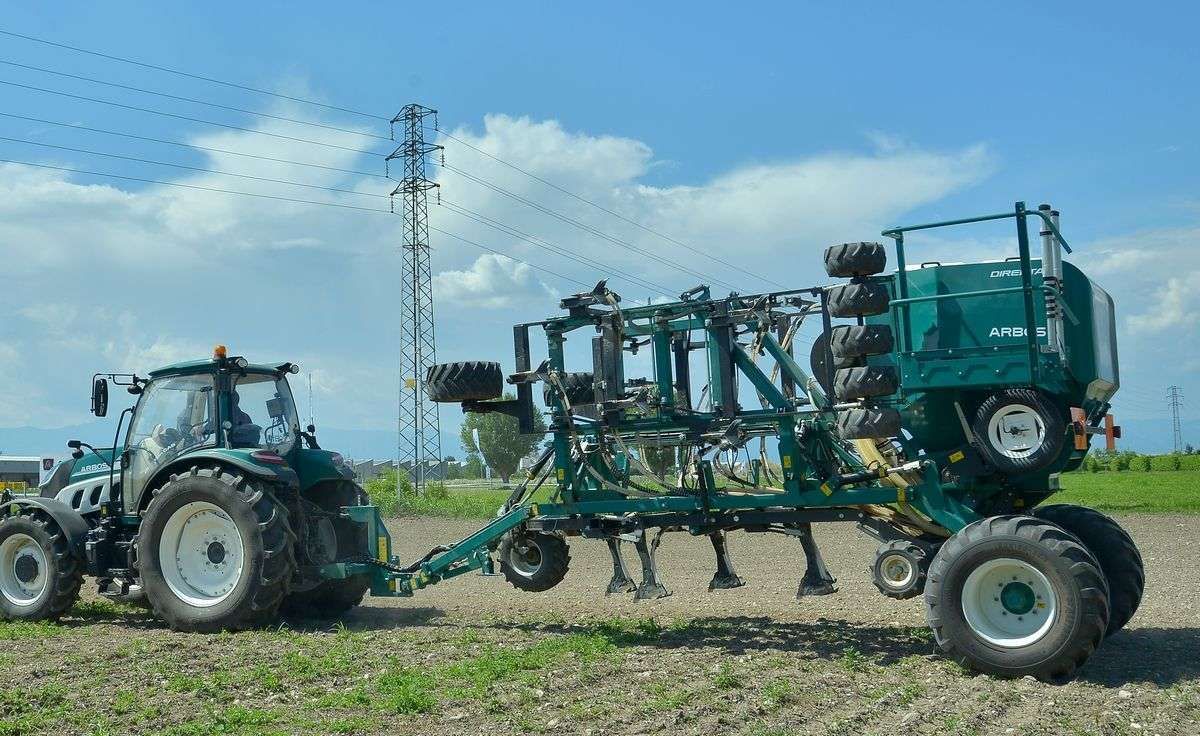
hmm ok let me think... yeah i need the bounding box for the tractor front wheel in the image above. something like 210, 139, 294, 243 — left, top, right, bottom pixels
924, 515, 1109, 682
0, 510, 82, 621
498, 532, 570, 592
138, 466, 297, 632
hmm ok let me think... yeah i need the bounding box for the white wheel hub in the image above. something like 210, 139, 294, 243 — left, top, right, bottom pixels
509, 538, 543, 577
158, 501, 246, 607
880, 553, 916, 589
0, 533, 48, 606
986, 404, 1046, 459
961, 557, 1057, 647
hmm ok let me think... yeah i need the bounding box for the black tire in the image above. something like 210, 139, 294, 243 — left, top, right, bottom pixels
138, 466, 297, 632
1033, 504, 1144, 636
824, 242, 887, 278
872, 539, 932, 600
836, 407, 901, 439
544, 372, 594, 407
972, 389, 1067, 474
924, 515, 1109, 682
281, 482, 371, 620
834, 366, 899, 401
809, 333, 860, 396
826, 282, 890, 318
830, 324, 894, 361
498, 532, 570, 592
0, 510, 82, 621
425, 361, 503, 403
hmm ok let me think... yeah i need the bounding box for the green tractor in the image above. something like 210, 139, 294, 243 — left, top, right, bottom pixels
0, 347, 389, 631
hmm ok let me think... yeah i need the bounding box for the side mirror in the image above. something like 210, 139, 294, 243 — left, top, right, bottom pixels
91, 378, 109, 417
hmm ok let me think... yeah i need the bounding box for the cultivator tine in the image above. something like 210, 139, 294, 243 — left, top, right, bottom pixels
708, 531, 745, 590
604, 537, 637, 595
791, 523, 837, 597
633, 529, 671, 600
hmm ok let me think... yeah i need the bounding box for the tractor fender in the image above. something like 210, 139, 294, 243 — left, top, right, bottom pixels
2, 496, 91, 556
136, 451, 299, 512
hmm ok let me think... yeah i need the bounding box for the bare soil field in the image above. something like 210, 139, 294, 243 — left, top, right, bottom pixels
1, 514, 1197, 735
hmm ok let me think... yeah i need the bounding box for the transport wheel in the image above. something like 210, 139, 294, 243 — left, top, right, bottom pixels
836, 407, 901, 439
829, 324, 894, 361
1033, 504, 1144, 636
498, 532, 570, 592
425, 361, 503, 403
834, 366, 899, 401
281, 482, 371, 620
972, 389, 1067, 474
872, 539, 932, 600
826, 282, 890, 318
824, 242, 887, 278
924, 515, 1109, 682
0, 510, 82, 621
138, 466, 297, 632
810, 333, 860, 395
544, 372, 594, 407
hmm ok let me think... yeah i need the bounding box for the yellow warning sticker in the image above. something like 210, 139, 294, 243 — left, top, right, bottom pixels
377, 537, 388, 561
782, 456, 792, 469
949, 450, 965, 463
557, 468, 566, 481
819, 482, 832, 496
897, 488, 907, 503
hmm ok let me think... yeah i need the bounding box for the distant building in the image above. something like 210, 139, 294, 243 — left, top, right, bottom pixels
347, 458, 462, 484
0, 455, 56, 491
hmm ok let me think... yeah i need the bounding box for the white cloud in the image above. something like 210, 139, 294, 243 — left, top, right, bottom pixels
433, 254, 556, 308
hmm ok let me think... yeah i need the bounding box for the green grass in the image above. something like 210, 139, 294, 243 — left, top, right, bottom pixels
1056, 470, 1200, 513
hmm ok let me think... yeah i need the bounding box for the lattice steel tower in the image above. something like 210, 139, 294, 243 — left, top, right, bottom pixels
387, 104, 442, 492
1167, 385, 1184, 454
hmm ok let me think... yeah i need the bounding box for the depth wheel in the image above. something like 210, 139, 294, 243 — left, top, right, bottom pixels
138, 466, 297, 632
0, 510, 82, 621
872, 539, 932, 600
498, 532, 570, 592
1033, 504, 1144, 636
924, 515, 1109, 682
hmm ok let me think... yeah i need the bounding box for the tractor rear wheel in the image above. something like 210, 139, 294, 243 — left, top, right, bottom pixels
0, 510, 82, 621
138, 466, 297, 632
826, 282, 890, 318
824, 242, 887, 277
498, 532, 570, 592
425, 362, 503, 403
924, 515, 1109, 682
281, 482, 371, 620
1033, 504, 1144, 636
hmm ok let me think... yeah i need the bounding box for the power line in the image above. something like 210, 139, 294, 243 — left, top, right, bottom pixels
0, 59, 391, 141
0, 156, 592, 289
0, 79, 383, 155
439, 198, 672, 295
0, 135, 387, 199
0, 112, 388, 178
0, 28, 387, 121
433, 127, 787, 289
437, 160, 739, 291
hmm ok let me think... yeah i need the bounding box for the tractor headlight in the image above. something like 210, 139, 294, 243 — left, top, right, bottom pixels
233, 357, 248, 369
289, 363, 300, 374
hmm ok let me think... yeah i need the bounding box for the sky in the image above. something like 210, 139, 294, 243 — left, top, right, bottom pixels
0, 1, 1197, 456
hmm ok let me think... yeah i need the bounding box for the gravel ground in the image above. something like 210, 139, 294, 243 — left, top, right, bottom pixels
1, 513, 1196, 736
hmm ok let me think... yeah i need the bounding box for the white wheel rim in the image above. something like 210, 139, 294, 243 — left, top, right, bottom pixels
986, 404, 1046, 459
509, 539, 543, 577
961, 557, 1057, 647
158, 501, 245, 607
880, 554, 916, 589
0, 533, 48, 606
